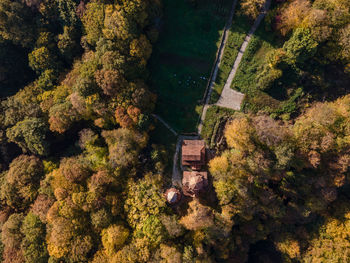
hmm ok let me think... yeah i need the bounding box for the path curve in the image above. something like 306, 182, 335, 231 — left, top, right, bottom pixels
216, 0, 271, 109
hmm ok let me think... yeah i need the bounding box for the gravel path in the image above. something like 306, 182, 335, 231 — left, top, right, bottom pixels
215, 0, 271, 110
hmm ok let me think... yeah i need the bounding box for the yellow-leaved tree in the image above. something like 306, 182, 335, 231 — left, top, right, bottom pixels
240, 0, 265, 20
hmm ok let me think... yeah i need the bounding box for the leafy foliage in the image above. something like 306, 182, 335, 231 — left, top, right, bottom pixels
0, 0, 350, 262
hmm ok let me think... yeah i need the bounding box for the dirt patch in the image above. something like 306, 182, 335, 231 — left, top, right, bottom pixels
158, 52, 210, 72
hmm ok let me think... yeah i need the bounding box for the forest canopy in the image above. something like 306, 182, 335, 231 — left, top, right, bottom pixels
0, 0, 349, 262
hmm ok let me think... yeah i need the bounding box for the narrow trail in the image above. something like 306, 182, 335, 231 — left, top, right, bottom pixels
216, 0, 271, 109
197, 0, 238, 135
151, 114, 178, 136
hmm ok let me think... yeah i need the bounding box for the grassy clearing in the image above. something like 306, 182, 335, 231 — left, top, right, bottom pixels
210, 14, 251, 103
201, 105, 236, 147
149, 0, 231, 133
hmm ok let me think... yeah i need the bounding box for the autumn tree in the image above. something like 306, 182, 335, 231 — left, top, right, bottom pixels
0, 0, 37, 47
240, 0, 265, 20
340, 24, 350, 61
102, 128, 147, 168
95, 69, 127, 96
20, 212, 48, 263
180, 200, 214, 231
1, 213, 25, 263
101, 224, 129, 257
225, 116, 256, 153
59, 156, 91, 183
1, 155, 44, 210
277, 0, 311, 36
82, 1, 105, 46
124, 173, 166, 229
302, 200, 350, 262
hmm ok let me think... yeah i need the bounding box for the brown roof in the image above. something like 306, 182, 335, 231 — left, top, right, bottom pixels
182, 171, 208, 197
182, 140, 205, 161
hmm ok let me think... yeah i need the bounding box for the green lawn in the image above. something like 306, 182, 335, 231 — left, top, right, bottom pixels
210, 14, 251, 103
149, 0, 231, 133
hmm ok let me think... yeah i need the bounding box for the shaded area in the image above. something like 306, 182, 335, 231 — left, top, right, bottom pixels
0, 41, 35, 97
149, 0, 231, 132
247, 240, 283, 263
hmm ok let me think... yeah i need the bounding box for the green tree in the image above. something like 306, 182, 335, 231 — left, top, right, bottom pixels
91, 208, 112, 230
20, 212, 48, 263
56, 0, 78, 27
2, 84, 42, 127
283, 28, 318, 66
6, 117, 50, 156
57, 26, 81, 63
28, 47, 57, 73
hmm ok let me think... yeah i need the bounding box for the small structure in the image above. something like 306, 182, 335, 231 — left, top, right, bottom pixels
182, 140, 206, 170
182, 171, 208, 197
164, 188, 181, 204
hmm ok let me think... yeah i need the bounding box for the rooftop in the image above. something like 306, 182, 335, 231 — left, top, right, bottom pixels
182, 171, 208, 197
182, 140, 206, 168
